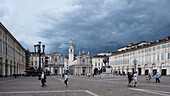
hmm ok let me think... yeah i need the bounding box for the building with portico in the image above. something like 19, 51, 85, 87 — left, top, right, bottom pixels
109, 36, 170, 75
0, 22, 26, 76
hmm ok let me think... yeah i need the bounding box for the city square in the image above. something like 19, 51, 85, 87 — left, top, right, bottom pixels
0, 75, 170, 96
0, 0, 170, 96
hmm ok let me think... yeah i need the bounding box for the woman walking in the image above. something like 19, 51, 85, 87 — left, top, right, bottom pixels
64, 73, 68, 87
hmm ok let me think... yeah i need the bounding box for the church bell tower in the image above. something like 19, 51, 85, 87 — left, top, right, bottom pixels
69, 40, 74, 63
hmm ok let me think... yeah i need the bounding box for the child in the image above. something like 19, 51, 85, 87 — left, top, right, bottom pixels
64, 73, 68, 86
146, 73, 151, 83
133, 72, 138, 87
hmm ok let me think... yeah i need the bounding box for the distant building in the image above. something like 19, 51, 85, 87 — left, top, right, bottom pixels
30, 52, 45, 70
92, 53, 112, 75
110, 36, 170, 75
45, 51, 64, 75
0, 22, 26, 76
66, 40, 92, 75
30, 50, 64, 75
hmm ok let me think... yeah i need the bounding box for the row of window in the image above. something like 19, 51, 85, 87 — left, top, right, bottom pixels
114, 64, 166, 70
0, 30, 23, 53
110, 53, 170, 65
111, 59, 130, 65
0, 42, 25, 63
94, 63, 103, 67
114, 44, 170, 59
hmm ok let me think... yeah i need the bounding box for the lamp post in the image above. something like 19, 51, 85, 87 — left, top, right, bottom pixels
34, 42, 45, 79
133, 59, 137, 73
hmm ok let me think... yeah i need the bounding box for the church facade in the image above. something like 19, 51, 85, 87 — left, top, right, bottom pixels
67, 40, 92, 75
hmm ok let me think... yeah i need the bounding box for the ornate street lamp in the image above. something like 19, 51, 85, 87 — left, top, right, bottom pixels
34, 42, 45, 80
133, 59, 137, 73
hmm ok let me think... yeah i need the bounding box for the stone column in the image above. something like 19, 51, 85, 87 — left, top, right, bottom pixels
141, 67, 145, 75
59, 67, 62, 74
149, 67, 152, 74
120, 70, 122, 74
80, 67, 82, 75
15, 66, 17, 74
12, 65, 14, 75
87, 67, 89, 73
18, 66, 20, 74
2, 64, 5, 76
51, 67, 53, 74
125, 69, 127, 75
167, 66, 170, 75
157, 66, 161, 74
8, 65, 10, 76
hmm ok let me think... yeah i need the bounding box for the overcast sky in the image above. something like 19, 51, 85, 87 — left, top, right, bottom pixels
0, 0, 170, 57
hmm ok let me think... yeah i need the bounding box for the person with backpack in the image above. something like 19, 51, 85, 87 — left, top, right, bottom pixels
155, 72, 161, 83
41, 71, 46, 87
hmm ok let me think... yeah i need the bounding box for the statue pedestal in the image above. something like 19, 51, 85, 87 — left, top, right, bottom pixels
102, 66, 112, 74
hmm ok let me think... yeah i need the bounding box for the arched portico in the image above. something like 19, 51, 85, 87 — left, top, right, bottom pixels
161, 63, 166, 75
0, 57, 2, 77
138, 65, 141, 75
152, 64, 157, 75
94, 68, 99, 75
145, 64, 149, 75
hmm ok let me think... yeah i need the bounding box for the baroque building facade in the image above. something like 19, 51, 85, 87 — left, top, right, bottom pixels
45, 51, 64, 75
67, 40, 92, 75
109, 36, 170, 75
0, 22, 26, 76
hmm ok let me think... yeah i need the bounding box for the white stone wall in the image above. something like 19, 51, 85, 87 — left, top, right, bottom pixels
92, 58, 104, 72
0, 24, 26, 76
110, 41, 170, 75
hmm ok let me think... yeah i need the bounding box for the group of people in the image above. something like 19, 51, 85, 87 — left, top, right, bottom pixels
40, 72, 69, 87
127, 71, 138, 87
40, 70, 162, 88
146, 72, 161, 83
127, 71, 162, 87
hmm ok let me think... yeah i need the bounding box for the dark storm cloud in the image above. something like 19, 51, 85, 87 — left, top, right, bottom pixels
38, 0, 170, 56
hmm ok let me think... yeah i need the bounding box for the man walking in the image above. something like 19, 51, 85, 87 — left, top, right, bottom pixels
155, 72, 161, 83
127, 70, 133, 87
41, 71, 46, 87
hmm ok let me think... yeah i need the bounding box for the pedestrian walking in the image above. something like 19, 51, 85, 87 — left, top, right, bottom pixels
64, 73, 68, 87
127, 70, 133, 87
41, 71, 46, 87
133, 72, 138, 87
155, 72, 161, 83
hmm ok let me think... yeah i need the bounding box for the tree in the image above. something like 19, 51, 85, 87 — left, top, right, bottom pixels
65, 55, 69, 59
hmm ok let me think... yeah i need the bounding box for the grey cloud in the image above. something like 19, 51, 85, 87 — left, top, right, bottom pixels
36, 0, 170, 56
0, 0, 6, 18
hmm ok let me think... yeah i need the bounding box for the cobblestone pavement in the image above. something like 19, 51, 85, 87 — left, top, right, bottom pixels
0, 75, 170, 96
